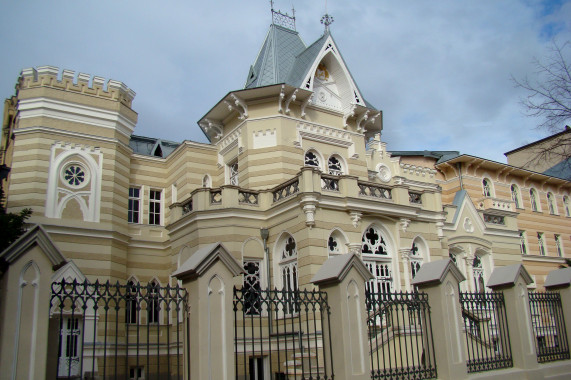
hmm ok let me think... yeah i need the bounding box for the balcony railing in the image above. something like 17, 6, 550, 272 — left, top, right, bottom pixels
476, 197, 514, 212
358, 182, 392, 200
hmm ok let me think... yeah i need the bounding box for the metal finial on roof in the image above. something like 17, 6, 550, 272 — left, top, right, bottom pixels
320, 13, 334, 33
270, 0, 296, 31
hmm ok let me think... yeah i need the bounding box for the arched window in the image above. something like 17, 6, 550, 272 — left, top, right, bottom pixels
511, 184, 522, 209
202, 174, 211, 188
362, 226, 393, 294
547, 192, 557, 214
279, 235, 298, 314
147, 280, 160, 324
327, 229, 347, 257
564, 195, 570, 217
482, 178, 493, 197
304, 150, 321, 168
472, 256, 485, 293
228, 160, 238, 186
410, 242, 423, 279
327, 155, 344, 175
520, 231, 528, 255
538, 233, 547, 256
243, 261, 262, 315
125, 280, 138, 324
530, 188, 540, 212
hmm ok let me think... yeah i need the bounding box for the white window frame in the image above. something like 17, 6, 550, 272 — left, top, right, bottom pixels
228, 160, 239, 186
362, 226, 394, 294
482, 178, 493, 197
564, 195, 570, 217
538, 232, 547, 256
520, 231, 528, 255
555, 234, 564, 257
547, 192, 558, 215
530, 188, 541, 212
128, 187, 141, 224
148, 189, 163, 226
511, 184, 522, 209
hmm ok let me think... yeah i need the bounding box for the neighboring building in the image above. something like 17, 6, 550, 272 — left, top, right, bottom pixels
504, 126, 571, 180
394, 148, 571, 289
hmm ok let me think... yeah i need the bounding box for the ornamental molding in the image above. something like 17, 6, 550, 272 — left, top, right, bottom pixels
349, 211, 362, 228
296, 122, 353, 148
17, 97, 136, 139
400, 163, 437, 178
199, 118, 223, 140
218, 127, 242, 157
224, 93, 248, 120
399, 218, 411, 233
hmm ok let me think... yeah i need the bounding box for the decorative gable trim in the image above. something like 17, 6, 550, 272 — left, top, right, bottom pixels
0, 224, 66, 267
296, 122, 353, 148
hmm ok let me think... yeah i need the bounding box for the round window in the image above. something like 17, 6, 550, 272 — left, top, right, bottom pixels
61, 163, 89, 189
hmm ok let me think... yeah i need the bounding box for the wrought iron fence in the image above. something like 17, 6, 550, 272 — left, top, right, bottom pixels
233, 287, 334, 380
366, 291, 437, 380
529, 291, 570, 363
459, 292, 512, 373
50, 279, 188, 380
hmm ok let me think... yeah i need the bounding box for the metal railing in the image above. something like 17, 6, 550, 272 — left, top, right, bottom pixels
233, 287, 334, 380
529, 291, 570, 363
459, 292, 512, 373
366, 291, 437, 380
50, 279, 188, 380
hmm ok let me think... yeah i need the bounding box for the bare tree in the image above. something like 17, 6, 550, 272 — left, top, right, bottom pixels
511, 41, 571, 176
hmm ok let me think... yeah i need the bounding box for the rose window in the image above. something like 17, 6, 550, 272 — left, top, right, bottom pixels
64, 165, 86, 187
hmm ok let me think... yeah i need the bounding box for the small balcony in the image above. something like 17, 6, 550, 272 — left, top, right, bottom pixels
476, 197, 514, 212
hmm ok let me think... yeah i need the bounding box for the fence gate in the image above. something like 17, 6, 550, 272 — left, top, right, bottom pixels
365, 291, 437, 380
49, 279, 188, 380
233, 287, 334, 380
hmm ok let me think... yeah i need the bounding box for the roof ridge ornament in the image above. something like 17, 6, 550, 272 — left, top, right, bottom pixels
270, 0, 296, 31
320, 0, 334, 33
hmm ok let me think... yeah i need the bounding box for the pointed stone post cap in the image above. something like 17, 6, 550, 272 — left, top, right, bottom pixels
544, 267, 571, 290
412, 258, 465, 287
487, 263, 532, 290
172, 242, 244, 281
311, 253, 373, 286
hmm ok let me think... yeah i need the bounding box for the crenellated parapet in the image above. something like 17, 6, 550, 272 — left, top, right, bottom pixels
17, 66, 136, 108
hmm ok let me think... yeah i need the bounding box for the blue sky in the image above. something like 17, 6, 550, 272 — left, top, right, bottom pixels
1, 1, 570, 162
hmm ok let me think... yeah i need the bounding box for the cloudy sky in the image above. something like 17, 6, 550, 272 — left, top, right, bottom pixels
1, 1, 570, 162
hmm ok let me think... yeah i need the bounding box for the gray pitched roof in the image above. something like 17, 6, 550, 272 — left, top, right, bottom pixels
543, 158, 571, 181
129, 135, 180, 158
244, 25, 376, 110
245, 24, 307, 89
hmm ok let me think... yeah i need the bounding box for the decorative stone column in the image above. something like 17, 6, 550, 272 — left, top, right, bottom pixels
487, 264, 537, 371
172, 243, 244, 380
412, 259, 468, 380
544, 267, 571, 352
399, 248, 412, 291
311, 254, 373, 380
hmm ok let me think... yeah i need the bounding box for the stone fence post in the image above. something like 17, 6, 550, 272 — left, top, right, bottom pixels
544, 267, 571, 349
487, 264, 538, 371
172, 242, 244, 380
412, 258, 468, 380
311, 253, 373, 380
0, 225, 67, 380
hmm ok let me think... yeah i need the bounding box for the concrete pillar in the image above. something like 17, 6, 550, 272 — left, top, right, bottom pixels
487, 263, 537, 371
311, 253, 373, 380
412, 259, 468, 380
544, 267, 571, 350
172, 242, 244, 380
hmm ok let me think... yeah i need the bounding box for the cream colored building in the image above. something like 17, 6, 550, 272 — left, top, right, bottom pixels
2, 9, 570, 380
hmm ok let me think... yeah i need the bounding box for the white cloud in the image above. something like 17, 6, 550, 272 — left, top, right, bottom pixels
1, 0, 569, 162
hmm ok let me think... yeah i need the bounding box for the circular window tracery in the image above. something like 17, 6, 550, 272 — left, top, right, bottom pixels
60, 163, 89, 189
